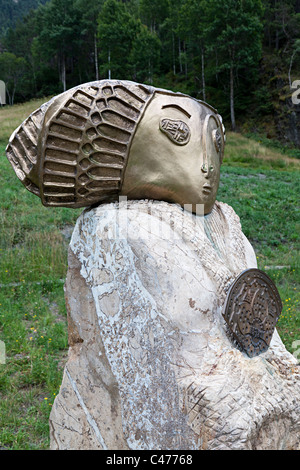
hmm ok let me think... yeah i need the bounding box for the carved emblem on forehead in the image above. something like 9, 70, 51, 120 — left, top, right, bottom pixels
159, 118, 190, 145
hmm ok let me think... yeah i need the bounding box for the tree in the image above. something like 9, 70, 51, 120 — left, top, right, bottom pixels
0, 52, 27, 105
75, 0, 104, 81
129, 22, 161, 83
204, 0, 264, 131
139, 0, 169, 33
97, 0, 140, 80
0, 0, 49, 34
2, 11, 40, 99
289, 39, 300, 89
178, 0, 208, 99
35, 0, 83, 91
264, 0, 300, 51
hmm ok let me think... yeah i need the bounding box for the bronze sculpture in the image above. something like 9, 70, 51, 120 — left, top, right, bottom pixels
5, 79, 282, 358
5, 80, 225, 215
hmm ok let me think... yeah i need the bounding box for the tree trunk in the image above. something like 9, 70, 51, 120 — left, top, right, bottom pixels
289, 49, 296, 89
30, 58, 37, 95
201, 46, 206, 101
61, 54, 66, 92
6, 87, 12, 106
108, 49, 111, 80
12, 84, 16, 106
268, 23, 272, 49
178, 39, 182, 73
172, 33, 176, 75
275, 29, 279, 50
184, 42, 188, 79
148, 58, 152, 84
215, 50, 219, 82
230, 66, 236, 132
94, 33, 99, 81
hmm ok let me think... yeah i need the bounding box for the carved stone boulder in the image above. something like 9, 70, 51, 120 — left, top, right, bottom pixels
49, 200, 300, 450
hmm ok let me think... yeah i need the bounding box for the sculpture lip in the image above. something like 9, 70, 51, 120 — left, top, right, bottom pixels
202, 183, 212, 193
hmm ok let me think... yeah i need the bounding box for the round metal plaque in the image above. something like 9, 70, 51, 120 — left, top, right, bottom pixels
223, 269, 282, 358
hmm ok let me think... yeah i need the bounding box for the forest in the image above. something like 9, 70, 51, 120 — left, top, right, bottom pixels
0, 0, 300, 146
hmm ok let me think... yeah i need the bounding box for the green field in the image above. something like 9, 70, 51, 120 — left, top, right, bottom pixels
0, 99, 299, 449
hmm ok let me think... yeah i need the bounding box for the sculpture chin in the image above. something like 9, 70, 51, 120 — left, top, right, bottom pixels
200, 188, 219, 215
121, 182, 219, 216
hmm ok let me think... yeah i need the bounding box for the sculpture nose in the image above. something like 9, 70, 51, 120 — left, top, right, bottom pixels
201, 163, 214, 177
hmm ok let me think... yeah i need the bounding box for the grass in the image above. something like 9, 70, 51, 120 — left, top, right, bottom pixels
0, 97, 81, 449
0, 280, 69, 449
221, 132, 299, 353
218, 166, 299, 352
0, 97, 54, 147
0, 100, 299, 449
224, 131, 300, 171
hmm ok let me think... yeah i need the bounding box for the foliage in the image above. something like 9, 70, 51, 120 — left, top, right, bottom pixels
0, 0, 299, 142
203, 0, 264, 130
0, 52, 26, 105
34, 0, 83, 92
0, 0, 49, 34
98, 0, 140, 79
0, 0, 300, 145
129, 23, 161, 84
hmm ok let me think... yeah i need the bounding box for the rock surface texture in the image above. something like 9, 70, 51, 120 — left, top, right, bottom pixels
49, 200, 300, 450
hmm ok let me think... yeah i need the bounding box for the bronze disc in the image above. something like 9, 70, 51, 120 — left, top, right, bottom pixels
223, 268, 282, 357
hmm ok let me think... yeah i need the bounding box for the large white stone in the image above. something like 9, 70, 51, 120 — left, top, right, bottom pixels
49, 200, 300, 450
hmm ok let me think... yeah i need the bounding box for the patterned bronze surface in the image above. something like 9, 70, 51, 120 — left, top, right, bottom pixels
6, 81, 154, 208
223, 269, 282, 357
6, 80, 225, 213
159, 118, 191, 145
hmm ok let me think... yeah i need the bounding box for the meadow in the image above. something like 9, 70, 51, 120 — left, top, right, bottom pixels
0, 99, 299, 449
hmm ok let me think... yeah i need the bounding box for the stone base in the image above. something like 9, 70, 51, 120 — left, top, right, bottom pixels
49, 200, 300, 450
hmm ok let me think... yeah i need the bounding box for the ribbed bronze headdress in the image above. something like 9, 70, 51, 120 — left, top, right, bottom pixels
6, 80, 155, 207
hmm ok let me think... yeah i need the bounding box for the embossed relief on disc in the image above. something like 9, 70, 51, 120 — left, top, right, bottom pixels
223, 269, 282, 357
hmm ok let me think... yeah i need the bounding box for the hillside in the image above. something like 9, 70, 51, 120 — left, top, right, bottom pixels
0, 0, 49, 33
0, 0, 299, 147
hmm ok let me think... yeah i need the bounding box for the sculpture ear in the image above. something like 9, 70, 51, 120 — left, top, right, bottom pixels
217, 113, 226, 144
203, 114, 225, 165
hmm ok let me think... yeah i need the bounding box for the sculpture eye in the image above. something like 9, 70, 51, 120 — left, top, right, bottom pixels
159, 118, 190, 146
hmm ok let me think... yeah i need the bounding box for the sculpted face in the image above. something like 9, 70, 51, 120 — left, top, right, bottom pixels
6, 81, 225, 213
122, 92, 225, 214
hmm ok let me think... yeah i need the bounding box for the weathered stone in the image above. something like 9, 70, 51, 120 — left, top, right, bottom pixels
49, 200, 300, 450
